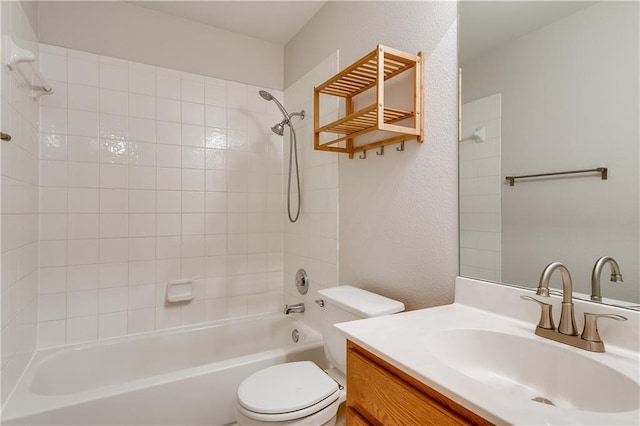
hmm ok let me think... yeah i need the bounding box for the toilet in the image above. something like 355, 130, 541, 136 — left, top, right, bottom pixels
235, 286, 404, 425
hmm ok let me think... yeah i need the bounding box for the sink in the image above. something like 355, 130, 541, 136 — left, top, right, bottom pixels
427, 329, 640, 413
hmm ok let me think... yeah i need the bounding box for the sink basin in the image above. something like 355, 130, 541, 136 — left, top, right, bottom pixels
427, 329, 640, 413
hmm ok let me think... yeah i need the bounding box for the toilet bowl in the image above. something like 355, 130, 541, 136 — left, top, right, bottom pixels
235, 286, 404, 425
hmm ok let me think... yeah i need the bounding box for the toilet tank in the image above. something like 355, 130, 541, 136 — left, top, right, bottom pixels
317, 286, 404, 374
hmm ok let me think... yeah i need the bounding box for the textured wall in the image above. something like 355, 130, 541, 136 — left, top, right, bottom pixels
285, 2, 459, 310
37, 1, 284, 90
462, 2, 639, 302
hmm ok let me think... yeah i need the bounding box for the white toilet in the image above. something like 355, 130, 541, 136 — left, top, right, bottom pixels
235, 286, 404, 425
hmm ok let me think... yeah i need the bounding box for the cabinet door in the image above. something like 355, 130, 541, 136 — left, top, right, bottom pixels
347, 348, 468, 425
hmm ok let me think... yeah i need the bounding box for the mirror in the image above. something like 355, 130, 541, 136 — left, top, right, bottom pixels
459, 1, 639, 308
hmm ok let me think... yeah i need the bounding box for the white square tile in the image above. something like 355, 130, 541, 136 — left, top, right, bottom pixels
205, 106, 226, 128
39, 293, 66, 321
40, 214, 67, 241
129, 214, 156, 238
181, 79, 204, 104
157, 167, 181, 191
181, 235, 204, 258
67, 84, 98, 112
205, 83, 226, 107
100, 139, 129, 164
129, 237, 156, 262
129, 142, 156, 166
40, 52, 67, 82
99, 263, 129, 288
156, 305, 181, 329
181, 301, 205, 325
156, 98, 181, 123
182, 102, 204, 125
40, 240, 67, 267
129, 284, 155, 310
129, 117, 156, 143
62, 189, 92, 216
205, 170, 227, 192
68, 109, 99, 137
206, 148, 226, 170
98, 311, 127, 339
182, 191, 205, 213
67, 213, 99, 239
157, 74, 181, 100
67, 264, 99, 291
67, 239, 99, 266
100, 113, 128, 140
68, 57, 99, 86
156, 121, 181, 145
181, 146, 205, 169
181, 214, 205, 235
182, 124, 205, 147
68, 136, 100, 162
156, 214, 181, 236
157, 190, 181, 213
99, 238, 129, 263
207, 235, 228, 257
67, 290, 99, 318
157, 236, 181, 260
100, 164, 128, 189
129, 94, 155, 119
99, 213, 128, 238
38, 319, 66, 349
99, 287, 128, 314
129, 165, 156, 190
99, 89, 128, 115
129, 62, 155, 96
100, 62, 128, 91
156, 144, 181, 168
128, 308, 155, 333
129, 261, 156, 286
39, 266, 67, 294
40, 133, 67, 161
205, 127, 227, 149
227, 82, 247, 110
40, 80, 67, 109
66, 315, 98, 344
100, 189, 128, 213
182, 169, 204, 191
40, 107, 67, 134
68, 162, 99, 188
129, 189, 155, 213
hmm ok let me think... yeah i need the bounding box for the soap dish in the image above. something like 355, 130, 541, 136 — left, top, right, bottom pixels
166, 280, 194, 303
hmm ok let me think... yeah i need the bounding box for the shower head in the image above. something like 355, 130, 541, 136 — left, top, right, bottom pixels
271, 121, 285, 136
259, 90, 274, 101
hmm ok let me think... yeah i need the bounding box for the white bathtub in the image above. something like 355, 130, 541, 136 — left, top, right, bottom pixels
2, 313, 325, 425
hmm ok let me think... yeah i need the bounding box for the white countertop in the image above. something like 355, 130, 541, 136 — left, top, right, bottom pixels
335, 277, 640, 425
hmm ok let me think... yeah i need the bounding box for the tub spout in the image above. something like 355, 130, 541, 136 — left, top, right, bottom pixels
284, 303, 305, 314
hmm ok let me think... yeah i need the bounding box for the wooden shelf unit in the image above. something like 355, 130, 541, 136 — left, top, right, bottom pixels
314, 45, 423, 159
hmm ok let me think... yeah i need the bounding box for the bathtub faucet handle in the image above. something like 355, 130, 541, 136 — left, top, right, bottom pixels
284, 302, 305, 315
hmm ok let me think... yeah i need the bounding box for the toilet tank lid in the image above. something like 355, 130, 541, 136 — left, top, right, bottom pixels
317, 286, 405, 317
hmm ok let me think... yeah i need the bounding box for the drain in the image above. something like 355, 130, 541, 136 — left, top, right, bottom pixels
292, 329, 300, 343
531, 396, 555, 406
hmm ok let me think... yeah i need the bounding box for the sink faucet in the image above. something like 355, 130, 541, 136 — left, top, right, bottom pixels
284, 302, 305, 314
522, 262, 627, 352
591, 256, 623, 302
536, 262, 577, 336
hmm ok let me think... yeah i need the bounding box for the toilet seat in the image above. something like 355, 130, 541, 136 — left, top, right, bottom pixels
237, 361, 340, 422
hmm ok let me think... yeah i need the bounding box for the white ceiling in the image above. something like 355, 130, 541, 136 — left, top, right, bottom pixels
460, 1, 596, 65
128, 1, 326, 45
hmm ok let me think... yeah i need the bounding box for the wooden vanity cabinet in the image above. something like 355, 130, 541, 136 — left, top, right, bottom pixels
346, 340, 492, 426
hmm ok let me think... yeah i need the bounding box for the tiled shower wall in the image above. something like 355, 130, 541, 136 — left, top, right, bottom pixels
282, 53, 339, 330
1, 1, 40, 404
459, 93, 502, 282
37, 43, 285, 347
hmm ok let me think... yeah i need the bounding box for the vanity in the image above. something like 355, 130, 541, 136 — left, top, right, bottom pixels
336, 277, 640, 425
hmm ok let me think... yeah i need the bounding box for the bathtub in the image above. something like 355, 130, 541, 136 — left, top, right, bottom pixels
2, 313, 325, 425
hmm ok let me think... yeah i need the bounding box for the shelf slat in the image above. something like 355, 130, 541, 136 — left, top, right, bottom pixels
319, 105, 414, 137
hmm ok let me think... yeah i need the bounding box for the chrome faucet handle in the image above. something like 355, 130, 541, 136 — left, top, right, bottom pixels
521, 295, 556, 330
581, 313, 627, 343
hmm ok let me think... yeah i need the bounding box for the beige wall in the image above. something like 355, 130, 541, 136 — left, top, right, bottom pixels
285, 2, 459, 310
37, 1, 284, 90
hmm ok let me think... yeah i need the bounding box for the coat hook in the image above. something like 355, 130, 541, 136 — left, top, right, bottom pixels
396, 141, 405, 152
376, 146, 384, 156
359, 150, 367, 159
